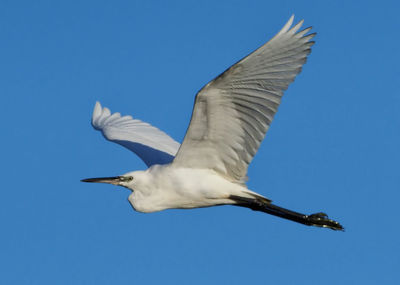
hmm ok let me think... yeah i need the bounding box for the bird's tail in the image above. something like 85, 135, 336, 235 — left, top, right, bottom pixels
229, 195, 344, 231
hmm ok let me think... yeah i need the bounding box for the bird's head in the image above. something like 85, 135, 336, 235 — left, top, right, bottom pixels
81, 171, 137, 190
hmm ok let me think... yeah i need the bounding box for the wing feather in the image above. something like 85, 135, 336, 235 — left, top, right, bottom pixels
91, 102, 180, 166
173, 16, 315, 182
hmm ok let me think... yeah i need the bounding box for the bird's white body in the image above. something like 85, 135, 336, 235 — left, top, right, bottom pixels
125, 165, 261, 213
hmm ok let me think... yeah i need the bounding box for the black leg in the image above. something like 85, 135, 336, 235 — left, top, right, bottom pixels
229, 195, 344, 231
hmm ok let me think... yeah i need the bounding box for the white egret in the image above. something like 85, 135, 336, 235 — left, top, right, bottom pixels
82, 16, 343, 231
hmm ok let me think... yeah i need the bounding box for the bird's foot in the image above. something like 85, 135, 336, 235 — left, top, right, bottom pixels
307, 212, 344, 231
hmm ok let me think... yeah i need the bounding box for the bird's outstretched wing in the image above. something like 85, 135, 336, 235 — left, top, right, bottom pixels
173, 15, 315, 182
91, 102, 180, 167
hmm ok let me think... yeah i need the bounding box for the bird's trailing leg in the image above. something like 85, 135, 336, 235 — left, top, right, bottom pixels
229, 195, 344, 231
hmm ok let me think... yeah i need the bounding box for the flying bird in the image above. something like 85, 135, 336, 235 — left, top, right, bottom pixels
82, 16, 343, 231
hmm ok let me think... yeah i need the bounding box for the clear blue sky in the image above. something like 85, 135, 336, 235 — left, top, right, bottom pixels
1, 0, 399, 284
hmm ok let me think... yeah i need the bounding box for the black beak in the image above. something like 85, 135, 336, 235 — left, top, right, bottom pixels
81, 176, 122, 185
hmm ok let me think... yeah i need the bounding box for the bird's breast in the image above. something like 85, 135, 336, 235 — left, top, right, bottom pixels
127, 166, 241, 212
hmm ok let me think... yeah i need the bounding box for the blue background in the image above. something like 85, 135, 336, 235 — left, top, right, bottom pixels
1, 1, 399, 284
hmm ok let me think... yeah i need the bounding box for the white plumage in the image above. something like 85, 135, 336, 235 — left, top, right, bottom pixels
92, 101, 180, 166
83, 16, 343, 231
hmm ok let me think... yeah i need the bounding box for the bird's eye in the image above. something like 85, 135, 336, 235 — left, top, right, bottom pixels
120, 176, 133, 182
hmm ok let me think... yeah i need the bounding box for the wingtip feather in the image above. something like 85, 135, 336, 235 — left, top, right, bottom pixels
92, 101, 103, 129
277, 15, 294, 36
289, 19, 304, 35
102, 107, 111, 117
93, 101, 102, 118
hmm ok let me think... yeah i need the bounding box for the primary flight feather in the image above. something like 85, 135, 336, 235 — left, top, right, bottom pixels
83, 16, 343, 231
